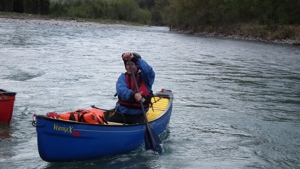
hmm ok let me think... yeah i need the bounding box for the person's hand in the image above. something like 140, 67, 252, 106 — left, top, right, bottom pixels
122, 52, 133, 61
134, 92, 143, 102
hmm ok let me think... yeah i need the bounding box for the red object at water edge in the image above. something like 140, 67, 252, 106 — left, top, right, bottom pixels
0, 89, 17, 123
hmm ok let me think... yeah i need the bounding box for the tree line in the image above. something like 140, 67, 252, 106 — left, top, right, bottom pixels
49, 0, 152, 24
0, 0, 50, 15
160, 0, 300, 32
0, 0, 154, 24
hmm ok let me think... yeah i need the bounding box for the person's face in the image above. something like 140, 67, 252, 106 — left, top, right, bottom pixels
125, 61, 138, 74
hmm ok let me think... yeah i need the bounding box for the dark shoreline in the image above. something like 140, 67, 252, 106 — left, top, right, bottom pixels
170, 28, 300, 46
1, 12, 299, 46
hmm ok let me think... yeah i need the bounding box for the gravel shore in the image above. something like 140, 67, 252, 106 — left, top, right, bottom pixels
0, 16, 131, 28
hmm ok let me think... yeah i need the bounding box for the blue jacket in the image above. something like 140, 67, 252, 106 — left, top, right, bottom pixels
115, 57, 155, 115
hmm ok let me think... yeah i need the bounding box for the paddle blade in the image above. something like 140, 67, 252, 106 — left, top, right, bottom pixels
144, 127, 162, 154
144, 131, 152, 150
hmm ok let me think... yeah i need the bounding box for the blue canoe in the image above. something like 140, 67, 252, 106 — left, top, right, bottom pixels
32, 89, 173, 162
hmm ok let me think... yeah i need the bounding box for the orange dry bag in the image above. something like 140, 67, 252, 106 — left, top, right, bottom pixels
85, 108, 106, 124
59, 108, 105, 124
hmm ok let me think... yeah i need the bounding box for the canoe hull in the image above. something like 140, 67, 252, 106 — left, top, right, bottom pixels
0, 89, 17, 123
34, 90, 173, 162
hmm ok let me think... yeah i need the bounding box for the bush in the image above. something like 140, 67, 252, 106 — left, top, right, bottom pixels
49, 0, 152, 24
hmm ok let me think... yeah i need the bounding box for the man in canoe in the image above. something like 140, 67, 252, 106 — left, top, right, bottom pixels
108, 52, 155, 124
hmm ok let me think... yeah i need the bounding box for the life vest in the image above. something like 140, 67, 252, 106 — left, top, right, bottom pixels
118, 73, 152, 108
59, 108, 106, 124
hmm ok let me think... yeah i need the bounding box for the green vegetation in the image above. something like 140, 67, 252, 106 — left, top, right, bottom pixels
161, 0, 300, 28
0, 0, 50, 14
49, 0, 151, 24
160, 0, 300, 41
1, 0, 299, 42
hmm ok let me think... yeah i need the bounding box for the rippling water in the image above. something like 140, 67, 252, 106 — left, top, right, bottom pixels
0, 18, 300, 169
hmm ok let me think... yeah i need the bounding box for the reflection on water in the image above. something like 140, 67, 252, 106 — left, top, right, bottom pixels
0, 123, 11, 140
0, 18, 300, 169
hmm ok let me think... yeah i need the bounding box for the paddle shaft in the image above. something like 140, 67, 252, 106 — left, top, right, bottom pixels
127, 58, 160, 152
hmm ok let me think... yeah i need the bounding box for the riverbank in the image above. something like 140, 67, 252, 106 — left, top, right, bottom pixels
0, 12, 139, 27
0, 17, 131, 29
1, 12, 299, 45
170, 23, 300, 46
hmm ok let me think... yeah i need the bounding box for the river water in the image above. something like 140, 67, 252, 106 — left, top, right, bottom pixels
0, 18, 300, 169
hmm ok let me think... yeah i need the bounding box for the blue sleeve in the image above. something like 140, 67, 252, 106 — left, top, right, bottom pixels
136, 59, 155, 91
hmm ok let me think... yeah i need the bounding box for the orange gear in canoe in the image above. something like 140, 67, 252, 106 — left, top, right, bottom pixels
59, 108, 106, 124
